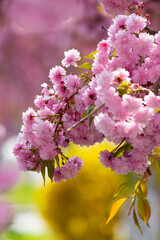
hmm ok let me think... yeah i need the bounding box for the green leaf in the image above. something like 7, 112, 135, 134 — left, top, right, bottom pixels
84, 51, 98, 60
41, 162, 46, 186
81, 104, 95, 119
158, 157, 160, 168
83, 77, 90, 86
112, 182, 128, 201
137, 198, 151, 226
89, 116, 94, 130
135, 180, 141, 191
125, 143, 132, 151
133, 209, 143, 235
47, 161, 54, 182
140, 181, 148, 197
78, 62, 92, 70
113, 145, 125, 157
86, 104, 95, 114
81, 110, 88, 119
136, 185, 147, 200
109, 50, 117, 60
143, 199, 151, 226
113, 143, 132, 158
55, 155, 60, 167
106, 198, 127, 225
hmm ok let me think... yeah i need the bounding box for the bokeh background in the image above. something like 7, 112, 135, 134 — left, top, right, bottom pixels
0, 0, 160, 239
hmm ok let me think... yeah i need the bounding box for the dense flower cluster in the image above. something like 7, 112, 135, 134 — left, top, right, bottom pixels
13, 48, 103, 181
14, 2, 160, 181
93, 14, 160, 174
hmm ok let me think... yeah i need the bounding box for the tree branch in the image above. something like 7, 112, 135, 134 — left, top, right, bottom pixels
151, 76, 160, 95
67, 104, 105, 131
144, 26, 157, 36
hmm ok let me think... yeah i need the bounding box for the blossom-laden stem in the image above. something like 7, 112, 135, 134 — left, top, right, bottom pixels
67, 103, 105, 131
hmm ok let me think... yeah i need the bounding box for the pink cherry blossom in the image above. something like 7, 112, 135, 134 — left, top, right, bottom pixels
126, 13, 147, 33
62, 49, 81, 68
13, 6, 160, 179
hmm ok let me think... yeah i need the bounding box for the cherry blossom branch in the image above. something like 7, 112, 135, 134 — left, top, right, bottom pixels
127, 8, 157, 36
102, 26, 108, 32
144, 26, 157, 36
67, 103, 105, 131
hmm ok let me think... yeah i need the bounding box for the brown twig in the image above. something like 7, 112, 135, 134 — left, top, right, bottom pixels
144, 26, 157, 36
151, 76, 160, 95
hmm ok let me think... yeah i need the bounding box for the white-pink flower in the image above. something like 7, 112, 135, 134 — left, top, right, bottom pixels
126, 14, 147, 33
49, 65, 66, 84
64, 74, 80, 93
62, 49, 81, 68
61, 157, 83, 179
39, 143, 57, 160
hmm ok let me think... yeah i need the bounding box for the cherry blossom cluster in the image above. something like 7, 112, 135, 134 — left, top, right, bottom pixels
13, 48, 103, 182
14, 3, 160, 181
93, 13, 160, 175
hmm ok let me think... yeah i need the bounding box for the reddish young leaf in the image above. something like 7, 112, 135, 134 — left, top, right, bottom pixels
133, 209, 143, 235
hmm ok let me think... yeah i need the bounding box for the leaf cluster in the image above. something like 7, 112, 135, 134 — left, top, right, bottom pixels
106, 174, 151, 235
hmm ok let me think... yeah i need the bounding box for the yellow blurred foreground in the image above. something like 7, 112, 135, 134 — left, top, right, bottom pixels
37, 140, 126, 240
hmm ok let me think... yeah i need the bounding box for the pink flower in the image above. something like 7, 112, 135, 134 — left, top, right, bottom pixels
34, 95, 46, 109
99, 150, 112, 168
115, 30, 136, 49
112, 68, 131, 85
22, 107, 36, 131
61, 49, 81, 68
147, 64, 160, 84
13, 3, 160, 179
49, 66, 66, 84
82, 88, 97, 106
126, 14, 147, 33
136, 33, 154, 57
144, 91, 160, 109
33, 118, 55, 146
39, 143, 57, 160
122, 94, 142, 113
132, 66, 148, 85
54, 168, 65, 183
94, 112, 121, 143
150, 45, 160, 64
64, 74, 80, 93
53, 157, 83, 182
61, 156, 83, 179
97, 40, 109, 52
